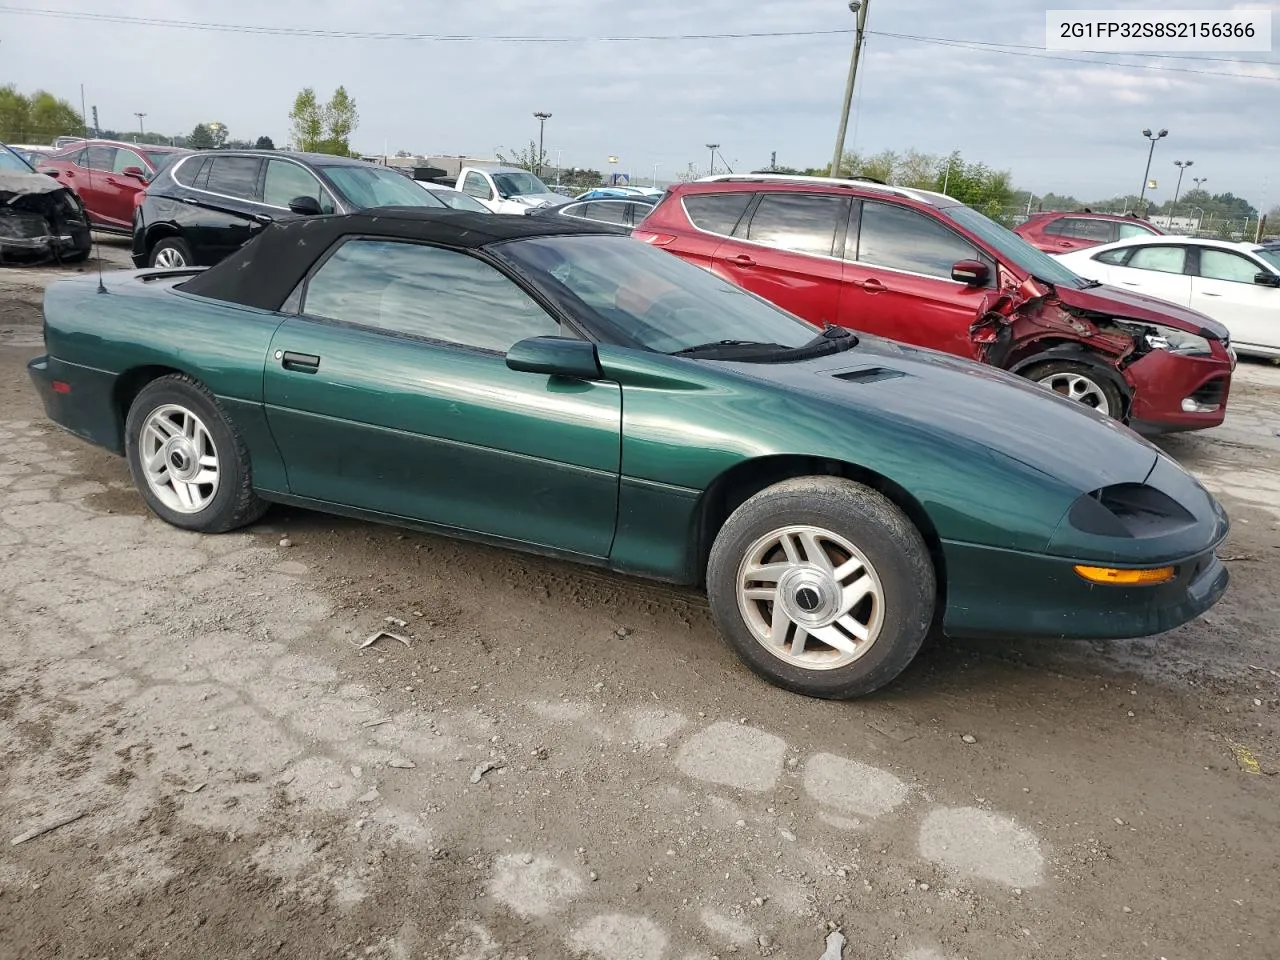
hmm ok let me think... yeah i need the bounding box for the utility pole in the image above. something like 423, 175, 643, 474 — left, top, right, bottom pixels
91, 105, 99, 137
706, 143, 719, 176
829, 0, 870, 177
770, 150, 777, 172
652, 161, 660, 188
533, 112, 552, 177
1138, 127, 1168, 209
79, 84, 87, 138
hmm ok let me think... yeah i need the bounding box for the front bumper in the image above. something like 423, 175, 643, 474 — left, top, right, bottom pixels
941, 539, 1228, 641
1124, 348, 1232, 435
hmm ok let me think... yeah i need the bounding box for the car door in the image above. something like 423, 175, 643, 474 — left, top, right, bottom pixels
262, 157, 337, 215
662, 191, 754, 271
191, 155, 269, 263
712, 191, 850, 326
72, 145, 117, 226
1190, 246, 1279, 352
1103, 244, 1192, 305
263, 237, 622, 556
841, 199, 993, 358
460, 170, 498, 210
97, 146, 148, 228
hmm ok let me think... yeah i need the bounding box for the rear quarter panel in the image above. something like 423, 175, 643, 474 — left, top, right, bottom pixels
40, 274, 289, 491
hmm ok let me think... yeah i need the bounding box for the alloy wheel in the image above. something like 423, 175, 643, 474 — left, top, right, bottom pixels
1036, 371, 1111, 414
139, 404, 220, 514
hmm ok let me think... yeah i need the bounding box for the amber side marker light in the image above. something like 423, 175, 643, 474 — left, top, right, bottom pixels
1073, 564, 1176, 586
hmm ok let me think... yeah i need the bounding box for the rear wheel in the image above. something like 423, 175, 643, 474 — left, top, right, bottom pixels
706, 477, 936, 700
149, 237, 192, 269
1025, 360, 1125, 418
124, 375, 267, 533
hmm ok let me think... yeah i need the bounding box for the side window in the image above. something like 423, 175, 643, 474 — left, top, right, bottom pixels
1198, 249, 1262, 283
682, 192, 752, 236
64, 148, 88, 167
1068, 218, 1114, 242
1043, 218, 1070, 236
205, 157, 263, 200
1125, 246, 1187, 274
627, 202, 653, 226
1093, 248, 1131, 266
583, 201, 628, 226
113, 149, 145, 173
747, 193, 847, 257
85, 146, 116, 171
171, 156, 202, 187
461, 172, 493, 200
1116, 222, 1153, 239
557, 202, 589, 221
856, 201, 981, 279
302, 240, 559, 353
263, 159, 334, 212
191, 156, 213, 190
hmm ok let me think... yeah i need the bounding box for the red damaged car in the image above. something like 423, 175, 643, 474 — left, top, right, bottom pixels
37, 140, 189, 235
634, 176, 1233, 433
1014, 210, 1164, 254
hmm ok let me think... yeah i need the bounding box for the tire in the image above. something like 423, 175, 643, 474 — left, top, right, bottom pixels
124, 374, 267, 533
706, 477, 936, 700
149, 237, 193, 269
1024, 359, 1126, 419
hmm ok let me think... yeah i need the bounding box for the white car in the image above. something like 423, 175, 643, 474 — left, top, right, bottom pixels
1055, 236, 1280, 358
415, 181, 492, 213
455, 166, 568, 215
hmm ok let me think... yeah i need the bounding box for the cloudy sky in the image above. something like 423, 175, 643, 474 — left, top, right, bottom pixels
3, 0, 1278, 208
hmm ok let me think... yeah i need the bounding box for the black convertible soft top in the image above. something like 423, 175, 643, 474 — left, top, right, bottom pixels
177, 206, 611, 312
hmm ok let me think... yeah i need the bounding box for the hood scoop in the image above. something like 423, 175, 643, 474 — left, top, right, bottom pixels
833, 366, 906, 385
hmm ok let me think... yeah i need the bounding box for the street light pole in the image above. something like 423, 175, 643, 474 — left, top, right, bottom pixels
652, 161, 660, 188
830, 0, 870, 177
134, 112, 146, 138
1192, 176, 1207, 194
706, 143, 719, 177
1138, 127, 1168, 208
533, 112, 552, 177
1171, 159, 1193, 208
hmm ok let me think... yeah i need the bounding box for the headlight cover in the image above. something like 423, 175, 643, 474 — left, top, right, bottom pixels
1141, 323, 1212, 357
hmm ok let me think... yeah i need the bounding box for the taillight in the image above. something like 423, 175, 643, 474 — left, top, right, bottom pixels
634, 230, 675, 247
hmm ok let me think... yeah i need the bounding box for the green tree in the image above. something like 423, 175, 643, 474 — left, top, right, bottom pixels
0, 85, 82, 142
188, 123, 214, 150
321, 86, 358, 155
496, 140, 548, 174
255, 136, 276, 150
289, 87, 358, 155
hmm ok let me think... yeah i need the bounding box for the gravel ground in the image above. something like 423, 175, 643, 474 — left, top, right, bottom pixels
0, 253, 1277, 960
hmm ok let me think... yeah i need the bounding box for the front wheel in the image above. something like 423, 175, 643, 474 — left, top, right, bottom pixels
124, 374, 267, 533
1025, 360, 1126, 419
706, 477, 936, 700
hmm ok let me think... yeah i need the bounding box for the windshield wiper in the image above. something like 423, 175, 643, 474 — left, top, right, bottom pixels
672, 339, 786, 357
673, 327, 858, 362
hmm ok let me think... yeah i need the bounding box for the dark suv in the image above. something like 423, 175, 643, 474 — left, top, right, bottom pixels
132, 151, 446, 268
634, 175, 1233, 434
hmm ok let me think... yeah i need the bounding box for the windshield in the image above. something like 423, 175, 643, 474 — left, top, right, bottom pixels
429, 188, 490, 213
497, 235, 820, 355
319, 164, 446, 210
0, 145, 34, 172
143, 149, 183, 169
943, 204, 1088, 288
493, 171, 552, 197
1255, 247, 1280, 272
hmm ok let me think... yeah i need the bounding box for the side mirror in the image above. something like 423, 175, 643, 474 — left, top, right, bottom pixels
288, 196, 324, 216
121, 165, 148, 181
1254, 271, 1280, 287
952, 259, 991, 286
506, 336, 601, 381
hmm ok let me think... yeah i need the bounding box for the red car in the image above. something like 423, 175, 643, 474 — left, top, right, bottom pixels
634, 176, 1233, 434
1014, 210, 1164, 253
37, 140, 189, 234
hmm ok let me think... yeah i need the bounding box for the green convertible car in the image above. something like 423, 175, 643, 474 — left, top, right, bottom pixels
29, 209, 1229, 699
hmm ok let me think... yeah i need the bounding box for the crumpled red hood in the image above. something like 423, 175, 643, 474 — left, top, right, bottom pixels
1052, 282, 1231, 341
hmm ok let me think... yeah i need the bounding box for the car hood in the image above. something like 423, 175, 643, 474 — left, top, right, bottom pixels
718, 336, 1162, 492
1053, 282, 1230, 340
504, 193, 568, 208
0, 170, 68, 197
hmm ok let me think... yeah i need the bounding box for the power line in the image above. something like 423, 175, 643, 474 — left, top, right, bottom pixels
0, 6, 856, 42
872, 30, 1277, 66
870, 30, 1280, 82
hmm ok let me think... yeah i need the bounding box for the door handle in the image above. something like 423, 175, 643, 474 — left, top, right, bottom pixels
1057, 241, 1073, 248
728, 253, 756, 267
855, 278, 887, 293
252, 213, 272, 223
1201, 292, 1222, 297
181, 197, 198, 204
279, 350, 320, 373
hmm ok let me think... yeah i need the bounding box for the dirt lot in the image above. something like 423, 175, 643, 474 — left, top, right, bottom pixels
1, 247, 1277, 960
